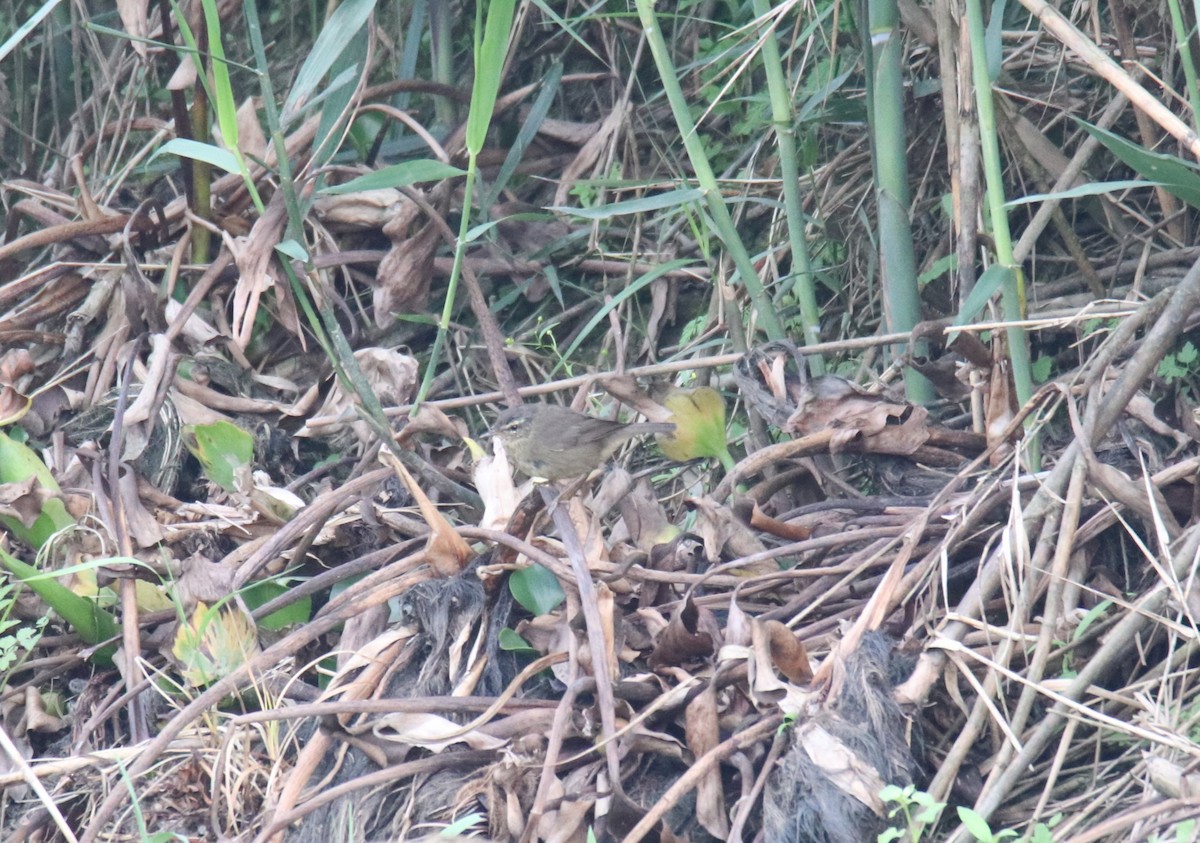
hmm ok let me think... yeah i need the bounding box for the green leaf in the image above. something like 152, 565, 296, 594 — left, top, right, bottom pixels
317, 160, 466, 195
1073, 599, 1111, 640
440, 813, 485, 836
241, 580, 312, 630
509, 564, 564, 615
0, 0, 65, 64
946, 263, 1012, 344
199, 0, 237, 152
0, 546, 118, 648
281, 0, 377, 123
150, 139, 241, 176
466, 0, 518, 155
1176, 819, 1196, 843
1078, 119, 1200, 209
1031, 356, 1053, 383
1005, 179, 1152, 207
481, 61, 563, 208
956, 806, 994, 841
183, 421, 254, 493
917, 253, 957, 288
550, 188, 706, 220
276, 239, 309, 262
498, 628, 536, 654
0, 430, 76, 549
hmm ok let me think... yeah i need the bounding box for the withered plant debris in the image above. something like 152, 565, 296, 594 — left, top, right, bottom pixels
5, 6, 1200, 843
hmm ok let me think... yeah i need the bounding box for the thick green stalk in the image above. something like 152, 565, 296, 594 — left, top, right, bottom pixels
634, 0, 786, 341
867, 0, 932, 402
751, 0, 825, 372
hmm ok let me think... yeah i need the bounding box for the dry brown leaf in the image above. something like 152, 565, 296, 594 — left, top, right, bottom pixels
784, 375, 931, 455
312, 187, 408, 227
23, 687, 64, 733
116, 0, 149, 58
374, 223, 440, 325
117, 468, 164, 548
795, 721, 887, 815
369, 711, 507, 752
688, 496, 773, 574
553, 104, 626, 207
301, 348, 418, 443
0, 476, 51, 529
234, 97, 267, 161
761, 619, 813, 684
985, 356, 1016, 464
648, 593, 717, 668
0, 349, 33, 423
475, 437, 522, 531
383, 452, 472, 576
613, 472, 678, 550
684, 686, 730, 838
228, 192, 288, 350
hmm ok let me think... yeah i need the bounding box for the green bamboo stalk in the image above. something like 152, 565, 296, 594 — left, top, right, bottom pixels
751, 0, 825, 373
867, 0, 932, 402
634, 0, 786, 341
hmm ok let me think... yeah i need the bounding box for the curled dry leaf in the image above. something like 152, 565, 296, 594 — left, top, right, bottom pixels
475, 436, 522, 531
0, 349, 34, 424
760, 619, 813, 685
604, 470, 677, 550
383, 452, 472, 577
0, 476, 51, 530
115, 0, 148, 57
23, 686, 64, 733
234, 97, 267, 161
374, 191, 441, 325
985, 356, 1017, 463
648, 593, 717, 668
640, 534, 706, 606
785, 375, 931, 456
229, 193, 289, 350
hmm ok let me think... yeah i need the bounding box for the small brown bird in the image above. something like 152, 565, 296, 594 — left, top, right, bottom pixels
490, 403, 675, 480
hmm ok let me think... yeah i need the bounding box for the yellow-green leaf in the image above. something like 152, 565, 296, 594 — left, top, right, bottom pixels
183, 421, 254, 493
172, 602, 260, 688
658, 387, 735, 470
